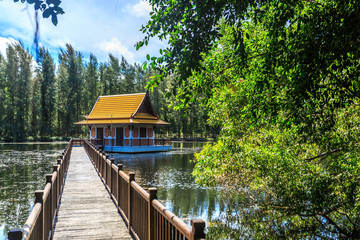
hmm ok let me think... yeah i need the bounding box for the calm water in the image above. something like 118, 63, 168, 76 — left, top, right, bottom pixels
111, 142, 221, 224
0, 141, 222, 239
0, 143, 67, 240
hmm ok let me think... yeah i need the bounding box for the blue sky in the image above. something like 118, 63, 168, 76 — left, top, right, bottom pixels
0, 0, 165, 64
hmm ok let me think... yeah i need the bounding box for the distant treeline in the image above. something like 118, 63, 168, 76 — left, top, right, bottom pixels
0, 42, 216, 141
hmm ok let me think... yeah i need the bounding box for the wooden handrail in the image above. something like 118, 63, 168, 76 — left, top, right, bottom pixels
152, 199, 192, 238
8, 139, 75, 240
131, 181, 150, 200
82, 138, 206, 240
21, 203, 42, 240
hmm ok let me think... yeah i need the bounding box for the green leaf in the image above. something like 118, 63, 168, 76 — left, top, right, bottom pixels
51, 13, 58, 25
43, 8, 52, 18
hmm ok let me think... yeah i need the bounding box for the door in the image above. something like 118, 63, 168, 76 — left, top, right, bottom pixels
97, 128, 104, 146
116, 127, 124, 146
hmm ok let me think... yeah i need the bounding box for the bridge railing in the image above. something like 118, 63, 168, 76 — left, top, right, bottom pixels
8, 139, 76, 240
83, 139, 206, 240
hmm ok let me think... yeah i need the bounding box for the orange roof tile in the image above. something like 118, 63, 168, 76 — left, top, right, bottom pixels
87, 93, 145, 119
75, 92, 169, 126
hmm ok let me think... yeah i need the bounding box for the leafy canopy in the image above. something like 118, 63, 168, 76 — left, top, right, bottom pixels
139, 0, 360, 238
14, 0, 64, 25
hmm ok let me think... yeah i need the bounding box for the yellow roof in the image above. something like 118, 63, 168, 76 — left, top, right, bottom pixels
88, 93, 145, 119
75, 119, 169, 125
75, 92, 169, 126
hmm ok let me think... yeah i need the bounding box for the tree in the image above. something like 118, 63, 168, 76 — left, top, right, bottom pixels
36, 48, 56, 138
134, 63, 146, 92
30, 70, 41, 138
0, 53, 5, 138
108, 54, 122, 94
3, 43, 32, 141
139, 0, 360, 238
58, 44, 84, 136
120, 56, 135, 93
84, 53, 98, 113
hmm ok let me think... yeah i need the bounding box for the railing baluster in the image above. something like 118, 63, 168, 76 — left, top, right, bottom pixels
128, 172, 135, 233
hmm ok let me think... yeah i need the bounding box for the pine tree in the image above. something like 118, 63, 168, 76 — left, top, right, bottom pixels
98, 63, 107, 95
120, 56, 134, 93
134, 63, 146, 92
30, 76, 41, 138
14, 43, 32, 141
84, 53, 98, 113
108, 54, 121, 94
38, 48, 56, 138
56, 60, 68, 136
58, 44, 84, 136
0, 53, 5, 138
3, 43, 32, 141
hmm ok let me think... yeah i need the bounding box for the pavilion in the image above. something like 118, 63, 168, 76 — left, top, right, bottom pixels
75, 92, 172, 153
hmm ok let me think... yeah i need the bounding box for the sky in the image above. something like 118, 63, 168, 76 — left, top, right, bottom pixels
0, 0, 165, 64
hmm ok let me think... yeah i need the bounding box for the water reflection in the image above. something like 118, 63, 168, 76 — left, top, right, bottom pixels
111, 141, 222, 225
0, 143, 66, 239
0, 141, 221, 239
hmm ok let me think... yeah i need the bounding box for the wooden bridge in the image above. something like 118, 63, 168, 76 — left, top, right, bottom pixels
8, 139, 206, 240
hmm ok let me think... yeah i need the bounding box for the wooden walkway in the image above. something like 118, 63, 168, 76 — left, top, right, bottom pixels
52, 146, 133, 240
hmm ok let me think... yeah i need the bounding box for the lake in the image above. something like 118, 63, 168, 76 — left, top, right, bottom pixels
0, 141, 223, 240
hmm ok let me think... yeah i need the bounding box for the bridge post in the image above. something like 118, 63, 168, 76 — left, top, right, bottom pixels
8, 229, 22, 240
128, 172, 135, 233
57, 158, 64, 193
117, 164, 123, 210
46, 174, 53, 235
110, 158, 115, 193
98, 151, 103, 177
191, 219, 206, 240
35, 190, 44, 240
148, 188, 157, 240
105, 154, 109, 185
53, 165, 59, 206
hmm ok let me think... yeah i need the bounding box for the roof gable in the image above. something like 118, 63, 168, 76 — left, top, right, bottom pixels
132, 92, 157, 118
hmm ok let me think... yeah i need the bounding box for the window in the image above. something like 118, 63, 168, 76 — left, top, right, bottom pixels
140, 127, 147, 138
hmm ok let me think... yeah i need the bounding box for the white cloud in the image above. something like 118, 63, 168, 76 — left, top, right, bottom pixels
127, 0, 152, 18
97, 37, 135, 63
0, 0, 166, 64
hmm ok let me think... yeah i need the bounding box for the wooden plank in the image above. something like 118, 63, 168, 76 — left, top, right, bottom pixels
52, 146, 133, 240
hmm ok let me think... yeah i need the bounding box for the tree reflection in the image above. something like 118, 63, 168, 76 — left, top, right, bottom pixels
0, 143, 66, 238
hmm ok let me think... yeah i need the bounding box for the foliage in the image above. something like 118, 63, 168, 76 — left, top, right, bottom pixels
0, 42, 211, 141
3, 42, 32, 141
84, 53, 98, 113
38, 48, 56, 138
13, 0, 64, 25
58, 44, 84, 136
139, 0, 360, 238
